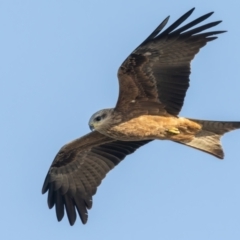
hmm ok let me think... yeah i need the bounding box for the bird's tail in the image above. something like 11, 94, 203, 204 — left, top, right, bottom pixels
180, 119, 240, 159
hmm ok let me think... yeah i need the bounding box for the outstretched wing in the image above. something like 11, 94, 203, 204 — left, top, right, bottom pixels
42, 130, 151, 225
116, 8, 225, 115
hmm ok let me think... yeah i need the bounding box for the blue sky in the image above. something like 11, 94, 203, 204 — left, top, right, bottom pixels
1, 1, 240, 239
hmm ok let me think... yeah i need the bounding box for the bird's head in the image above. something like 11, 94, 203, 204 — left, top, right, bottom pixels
88, 108, 114, 131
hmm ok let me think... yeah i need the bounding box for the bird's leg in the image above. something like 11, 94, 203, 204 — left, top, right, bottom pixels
167, 127, 180, 134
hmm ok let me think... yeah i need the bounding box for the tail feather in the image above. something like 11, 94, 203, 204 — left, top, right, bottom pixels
181, 119, 240, 159
190, 119, 240, 134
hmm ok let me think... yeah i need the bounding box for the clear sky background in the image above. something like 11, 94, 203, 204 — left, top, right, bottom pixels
1, 1, 240, 239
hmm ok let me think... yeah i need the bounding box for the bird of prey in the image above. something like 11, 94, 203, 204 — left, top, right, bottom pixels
42, 8, 240, 226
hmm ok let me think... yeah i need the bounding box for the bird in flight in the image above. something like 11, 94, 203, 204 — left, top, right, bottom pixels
42, 8, 240, 226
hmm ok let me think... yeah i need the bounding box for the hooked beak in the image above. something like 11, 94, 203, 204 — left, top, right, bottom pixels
89, 124, 94, 131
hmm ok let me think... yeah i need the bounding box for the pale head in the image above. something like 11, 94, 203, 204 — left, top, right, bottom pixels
88, 108, 114, 131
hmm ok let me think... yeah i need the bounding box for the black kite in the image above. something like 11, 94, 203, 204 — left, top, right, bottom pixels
42, 8, 240, 225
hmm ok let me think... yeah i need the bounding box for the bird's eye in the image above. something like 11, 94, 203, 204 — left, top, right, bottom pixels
95, 116, 101, 122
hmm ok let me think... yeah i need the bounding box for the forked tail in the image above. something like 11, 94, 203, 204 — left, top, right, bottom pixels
181, 119, 240, 159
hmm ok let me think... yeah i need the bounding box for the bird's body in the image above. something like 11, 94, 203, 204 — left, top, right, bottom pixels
105, 114, 201, 142
42, 8, 240, 226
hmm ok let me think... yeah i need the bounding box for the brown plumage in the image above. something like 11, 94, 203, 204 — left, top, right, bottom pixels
42, 8, 240, 226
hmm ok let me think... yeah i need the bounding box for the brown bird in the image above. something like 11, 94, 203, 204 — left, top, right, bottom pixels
42, 8, 240, 225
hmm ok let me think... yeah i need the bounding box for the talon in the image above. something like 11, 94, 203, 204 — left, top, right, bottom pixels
167, 127, 180, 134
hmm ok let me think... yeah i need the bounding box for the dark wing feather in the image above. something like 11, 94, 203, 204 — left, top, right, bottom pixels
42, 131, 151, 225
116, 8, 225, 115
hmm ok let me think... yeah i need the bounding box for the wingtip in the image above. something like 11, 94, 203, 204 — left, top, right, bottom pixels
42, 173, 50, 194
165, 15, 170, 21
187, 8, 215, 19
165, 7, 195, 23
204, 11, 214, 19
81, 214, 88, 225
182, 8, 195, 20
69, 220, 76, 226
67, 214, 77, 226
210, 20, 223, 28
188, 7, 195, 14
42, 185, 48, 194
57, 213, 64, 222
